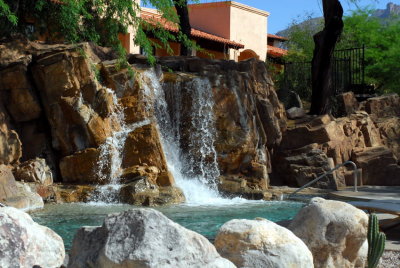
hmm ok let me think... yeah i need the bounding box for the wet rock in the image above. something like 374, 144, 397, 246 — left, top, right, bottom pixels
215, 218, 314, 268
218, 176, 269, 200
0, 206, 65, 268
0, 164, 43, 211
59, 148, 101, 184
289, 197, 368, 268
52, 184, 96, 203
68, 208, 235, 268
14, 158, 53, 186
120, 177, 184, 206
122, 123, 173, 186
352, 146, 400, 185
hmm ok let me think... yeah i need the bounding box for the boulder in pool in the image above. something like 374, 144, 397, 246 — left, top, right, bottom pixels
0, 206, 65, 268
67, 208, 236, 268
214, 218, 314, 268
288, 197, 368, 268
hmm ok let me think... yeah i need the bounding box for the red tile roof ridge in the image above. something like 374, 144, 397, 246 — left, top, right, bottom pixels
141, 13, 244, 48
267, 45, 288, 57
267, 34, 288, 41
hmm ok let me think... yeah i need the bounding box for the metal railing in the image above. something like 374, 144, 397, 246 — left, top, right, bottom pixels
288, 161, 359, 197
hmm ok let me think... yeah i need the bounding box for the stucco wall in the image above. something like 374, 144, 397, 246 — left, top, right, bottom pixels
189, 3, 231, 39
189, 1, 268, 62
122, 0, 141, 54
230, 3, 268, 61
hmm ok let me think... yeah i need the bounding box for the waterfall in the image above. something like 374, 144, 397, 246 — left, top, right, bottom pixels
91, 69, 245, 205
90, 88, 150, 203
141, 70, 234, 205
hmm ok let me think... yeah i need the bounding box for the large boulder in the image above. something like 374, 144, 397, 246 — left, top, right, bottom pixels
14, 158, 53, 186
275, 145, 342, 189
31, 48, 120, 156
0, 206, 65, 268
215, 218, 314, 268
122, 123, 174, 186
68, 208, 235, 268
352, 146, 400, 185
362, 93, 400, 118
335, 92, 359, 117
289, 197, 368, 268
59, 148, 101, 184
0, 164, 43, 211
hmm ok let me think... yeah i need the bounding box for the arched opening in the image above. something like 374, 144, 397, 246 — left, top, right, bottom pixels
238, 49, 259, 61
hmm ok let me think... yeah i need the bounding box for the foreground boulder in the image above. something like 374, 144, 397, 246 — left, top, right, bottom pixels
0, 164, 43, 211
289, 197, 368, 268
215, 218, 314, 268
68, 208, 235, 268
0, 206, 65, 268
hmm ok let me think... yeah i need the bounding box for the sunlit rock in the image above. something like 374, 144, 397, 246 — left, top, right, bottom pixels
68, 208, 235, 268
0, 206, 65, 268
215, 218, 314, 268
289, 197, 368, 268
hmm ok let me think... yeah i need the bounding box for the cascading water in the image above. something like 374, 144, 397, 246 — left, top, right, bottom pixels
91, 69, 247, 205
90, 88, 149, 203
141, 70, 242, 205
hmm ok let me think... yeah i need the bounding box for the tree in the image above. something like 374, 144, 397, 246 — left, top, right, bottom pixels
282, 6, 400, 97
340, 9, 400, 94
173, 0, 192, 56
0, 0, 192, 64
309, 0, 344, 115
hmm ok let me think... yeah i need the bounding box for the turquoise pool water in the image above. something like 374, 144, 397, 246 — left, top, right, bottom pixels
31, 201, 304, 251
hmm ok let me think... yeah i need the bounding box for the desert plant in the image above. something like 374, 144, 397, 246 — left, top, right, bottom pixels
367, 213, 386, 268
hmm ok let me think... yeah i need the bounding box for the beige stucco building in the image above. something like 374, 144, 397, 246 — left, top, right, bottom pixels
189, 1, 269, 61
120, 1, 287, 62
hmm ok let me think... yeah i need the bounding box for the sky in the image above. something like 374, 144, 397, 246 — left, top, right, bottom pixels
223, 0, 400, 34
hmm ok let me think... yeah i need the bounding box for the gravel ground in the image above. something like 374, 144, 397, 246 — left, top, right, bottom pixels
379, 250, 400, 268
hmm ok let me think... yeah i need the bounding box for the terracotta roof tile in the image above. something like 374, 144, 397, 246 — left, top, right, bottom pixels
267, 45, 288, 58
267, 34, 288, 41
141, 12, 244, 48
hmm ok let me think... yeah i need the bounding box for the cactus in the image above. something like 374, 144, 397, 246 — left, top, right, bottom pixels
367, 213, 386, 268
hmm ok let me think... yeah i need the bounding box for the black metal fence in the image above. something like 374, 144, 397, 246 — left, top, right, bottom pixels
281, 46, 372, 102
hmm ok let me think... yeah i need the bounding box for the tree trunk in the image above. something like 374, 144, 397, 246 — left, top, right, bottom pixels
309, 0, 344, 115
173, 0, 192, 56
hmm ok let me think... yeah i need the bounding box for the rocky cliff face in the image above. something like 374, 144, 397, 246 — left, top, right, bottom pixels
0, 38, 287, 205
0, 38, 399, 207
275, 92, 400, 188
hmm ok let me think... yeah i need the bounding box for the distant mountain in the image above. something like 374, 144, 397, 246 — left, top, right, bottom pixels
275, 2, 400, 36
372, 2, 400, 18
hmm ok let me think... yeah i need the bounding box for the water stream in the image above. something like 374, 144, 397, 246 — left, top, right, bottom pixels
144, 70, 243, 205
90, 69, 250, 205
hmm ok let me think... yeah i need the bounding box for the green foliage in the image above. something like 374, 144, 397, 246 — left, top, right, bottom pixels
282, 14, 323, 62
282, 7, 400, 94
0, 0, 197, 64
367, 213, 386, 268
0, 0, 17, 25
339, 9, 400, 93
